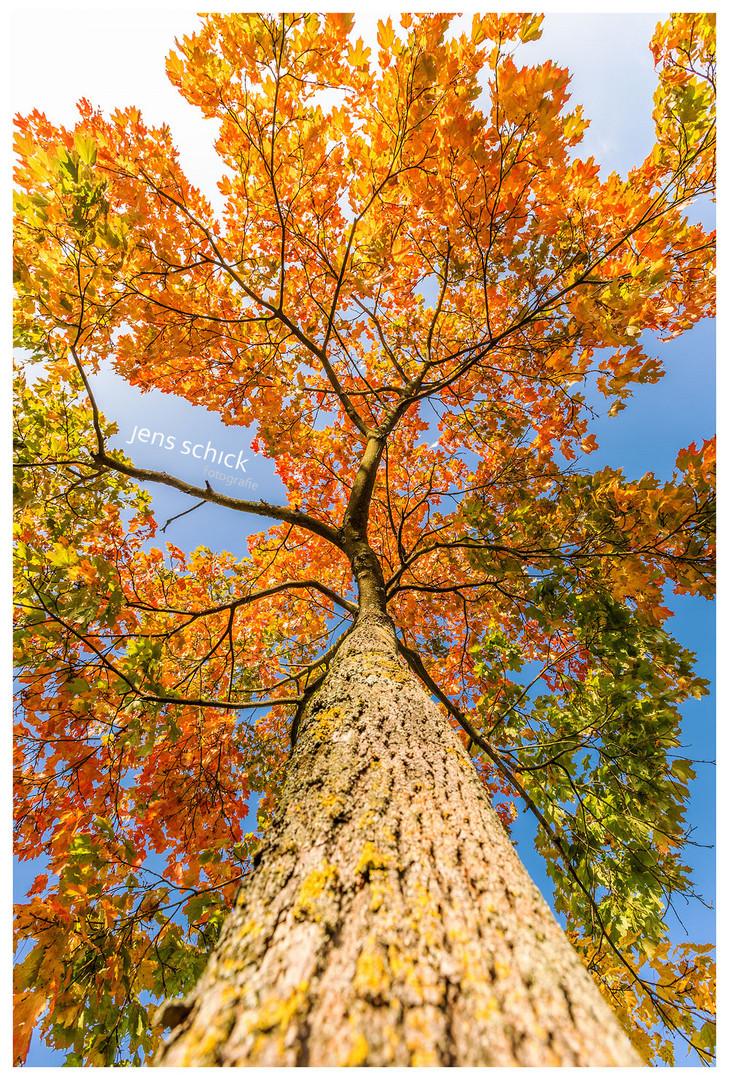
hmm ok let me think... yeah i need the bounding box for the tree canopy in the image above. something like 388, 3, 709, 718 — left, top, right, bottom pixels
13, 12, 715, 1066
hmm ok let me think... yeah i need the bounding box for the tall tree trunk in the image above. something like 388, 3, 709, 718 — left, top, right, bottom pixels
155, 615, 642, 1067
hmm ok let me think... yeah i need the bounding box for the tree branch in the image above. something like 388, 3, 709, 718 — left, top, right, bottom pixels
69, 341, 343, 549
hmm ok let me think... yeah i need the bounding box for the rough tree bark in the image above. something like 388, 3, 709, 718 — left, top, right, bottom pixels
154, 613, 642, 1067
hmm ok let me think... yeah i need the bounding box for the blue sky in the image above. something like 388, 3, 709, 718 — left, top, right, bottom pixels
12, 7, 715, 1069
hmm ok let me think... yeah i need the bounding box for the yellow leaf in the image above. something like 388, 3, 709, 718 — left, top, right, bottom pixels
519, 15, 543, 43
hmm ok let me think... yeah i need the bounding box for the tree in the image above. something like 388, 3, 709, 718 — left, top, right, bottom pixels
13, 11, 715, 1067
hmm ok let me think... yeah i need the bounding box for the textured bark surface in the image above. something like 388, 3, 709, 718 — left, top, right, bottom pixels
155, 617, 642, 1066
